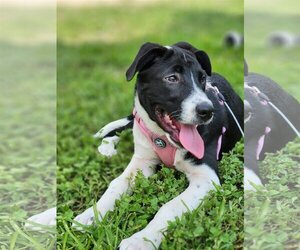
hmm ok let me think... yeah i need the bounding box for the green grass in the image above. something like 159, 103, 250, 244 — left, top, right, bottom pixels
245, 138, 300, 249
245, 0, 300, 99
58, 137, 243, 249
0, 41, 56, 248
57, 1, 244, 249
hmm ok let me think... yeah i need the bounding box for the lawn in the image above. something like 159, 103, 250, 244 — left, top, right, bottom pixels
245, 138, 300, 249
0, 7, 56, 249
57, 1, 244, 249
245, 0, 300, 99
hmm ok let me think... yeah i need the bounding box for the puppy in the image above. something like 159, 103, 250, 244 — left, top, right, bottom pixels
244, 61, 300, 189
73, 42, 243, 249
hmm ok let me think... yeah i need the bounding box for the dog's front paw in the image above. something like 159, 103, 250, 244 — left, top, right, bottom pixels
72, 207, 100, 230
119, 232, 158, 250
25, 207, 56, 231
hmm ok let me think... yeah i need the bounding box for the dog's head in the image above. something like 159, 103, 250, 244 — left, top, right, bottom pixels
126, 42, 214, 143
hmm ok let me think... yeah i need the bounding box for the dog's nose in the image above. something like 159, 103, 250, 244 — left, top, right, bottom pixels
196, 102, 214, 121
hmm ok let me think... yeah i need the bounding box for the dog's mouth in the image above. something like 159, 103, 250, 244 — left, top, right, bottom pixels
155, 107, 181, 142
154, 106, 205, 159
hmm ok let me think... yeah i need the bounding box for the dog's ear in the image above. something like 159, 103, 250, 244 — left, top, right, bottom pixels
194, 50, 212, 76
126, 42, 167, 81
174, 41, 212, 76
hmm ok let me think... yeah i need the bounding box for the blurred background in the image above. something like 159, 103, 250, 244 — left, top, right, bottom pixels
0, 0, 56, 248
245, 0, 299, 99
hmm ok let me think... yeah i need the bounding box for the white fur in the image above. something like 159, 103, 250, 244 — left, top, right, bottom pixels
25, 207, 56, 231
244, 167, 262, 191
134, 95, 165, 136
74, 97, 219, 250
98, 135, 119, 157
94, 117, 131, 138
180, 72, 212, 124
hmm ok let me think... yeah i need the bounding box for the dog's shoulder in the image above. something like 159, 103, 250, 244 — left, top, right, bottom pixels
247, 72, 300, 121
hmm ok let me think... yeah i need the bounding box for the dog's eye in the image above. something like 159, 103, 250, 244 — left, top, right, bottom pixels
164, 74, 179, 83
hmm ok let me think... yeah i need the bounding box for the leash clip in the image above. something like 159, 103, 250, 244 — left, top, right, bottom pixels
257, 92, 270, 102
217, 92, 225, 102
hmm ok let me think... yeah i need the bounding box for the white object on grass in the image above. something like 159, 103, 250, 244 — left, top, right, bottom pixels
98, 136, 120, 157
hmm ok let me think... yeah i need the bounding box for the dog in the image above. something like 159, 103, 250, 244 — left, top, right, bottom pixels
72, 41, 243, 249
267, 31, 300, 48
223, 31, 244, 48
244, 60, 300, 190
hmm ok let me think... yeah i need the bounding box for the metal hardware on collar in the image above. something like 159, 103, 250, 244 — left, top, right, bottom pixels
257, 92, 270, 102
154, 138, 166, 148
206, 83, 224, 104
133, 109, 177, 168
217, 92, 225, 102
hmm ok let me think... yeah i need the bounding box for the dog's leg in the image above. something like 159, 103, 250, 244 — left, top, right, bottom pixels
24, 207, 56, 231
74, 121, 157, 229
119, 164, 220, 250
73, 155, 157, 229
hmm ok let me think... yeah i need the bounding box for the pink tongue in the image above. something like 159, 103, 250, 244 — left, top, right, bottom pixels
179, 124, 204, 159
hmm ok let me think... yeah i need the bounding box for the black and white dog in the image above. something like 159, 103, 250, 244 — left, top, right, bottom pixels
73, 42, 243, 249
244, 61, 300, 189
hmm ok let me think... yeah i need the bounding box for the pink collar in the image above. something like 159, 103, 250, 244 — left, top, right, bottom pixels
134, 110, 177, 167
133, 109, 225, 167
